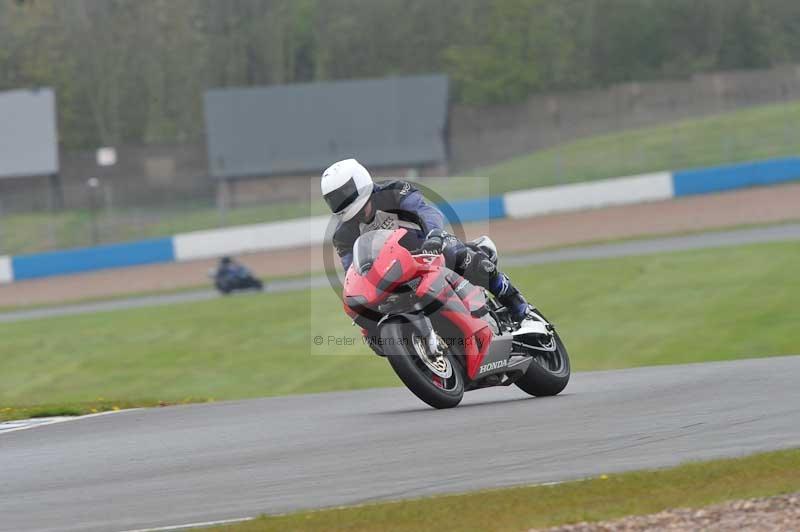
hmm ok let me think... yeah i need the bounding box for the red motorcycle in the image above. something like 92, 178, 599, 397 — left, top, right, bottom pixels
343, 228, 571, 409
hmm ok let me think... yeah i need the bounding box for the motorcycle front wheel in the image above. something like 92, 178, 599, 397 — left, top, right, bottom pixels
381, 320, 464, 409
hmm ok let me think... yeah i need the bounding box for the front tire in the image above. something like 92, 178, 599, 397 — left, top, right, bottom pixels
382, 321, 464, 409
515, 331, 570, 397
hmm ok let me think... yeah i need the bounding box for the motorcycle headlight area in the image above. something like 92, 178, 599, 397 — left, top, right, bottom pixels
377, 289, 418, 313
377, 277, 422, 313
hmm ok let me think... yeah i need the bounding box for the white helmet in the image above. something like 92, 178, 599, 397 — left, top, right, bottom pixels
321, 158, 373, 221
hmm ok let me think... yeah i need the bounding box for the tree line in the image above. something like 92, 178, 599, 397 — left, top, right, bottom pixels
2, 0, 799, 150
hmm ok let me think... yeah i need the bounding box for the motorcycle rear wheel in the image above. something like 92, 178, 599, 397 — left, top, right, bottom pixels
382, 321, 464, 409
515, 331, 570, 397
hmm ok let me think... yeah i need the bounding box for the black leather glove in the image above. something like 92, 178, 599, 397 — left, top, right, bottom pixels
422, 229, 446, 254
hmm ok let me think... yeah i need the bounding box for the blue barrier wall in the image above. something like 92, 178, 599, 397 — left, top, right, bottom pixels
4, 156, 800, 283
12, 238, 175, 280
672, 157, 800, 197
437, 196, 506, 224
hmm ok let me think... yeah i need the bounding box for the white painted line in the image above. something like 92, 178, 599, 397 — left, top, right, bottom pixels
0, 416, 75, 433
118, 516, 254, 532
0, 408, 139, 435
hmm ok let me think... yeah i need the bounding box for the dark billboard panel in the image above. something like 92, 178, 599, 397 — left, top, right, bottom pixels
204, 75, 448, 178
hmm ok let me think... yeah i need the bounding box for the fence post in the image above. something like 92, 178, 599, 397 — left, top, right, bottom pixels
46, 175, 59, 249
48, 173, 64, 210
87, 178, 101, 245
217, 178, 231, 226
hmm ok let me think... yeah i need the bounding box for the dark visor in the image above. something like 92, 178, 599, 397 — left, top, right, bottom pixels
324, 177, 360, 213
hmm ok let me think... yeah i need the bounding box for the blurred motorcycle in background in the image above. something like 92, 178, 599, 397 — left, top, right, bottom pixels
210, 256, 263, 295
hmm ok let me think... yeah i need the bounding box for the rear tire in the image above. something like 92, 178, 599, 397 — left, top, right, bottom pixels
515, 331, 570, 397
382, 321, 464, 409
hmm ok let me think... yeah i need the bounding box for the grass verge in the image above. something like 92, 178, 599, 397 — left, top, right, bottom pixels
1, 240, 798, 420
0, 398, 209, 421
1, 219, 795, 315
200, 448, 800, 532
474, 98, 800, 190
0, 269, 315, 314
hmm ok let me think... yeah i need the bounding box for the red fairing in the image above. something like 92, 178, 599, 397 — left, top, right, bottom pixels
414, 266, 492, 381
343, 228, 493, 381
439, 309, 492, 380
343, 228, 417, 310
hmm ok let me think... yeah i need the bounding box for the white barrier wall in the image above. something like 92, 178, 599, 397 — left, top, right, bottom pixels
0, 256, 12, 283
173, 215, 331, 262
503, 172, 674, 219
172, 173, 675, 262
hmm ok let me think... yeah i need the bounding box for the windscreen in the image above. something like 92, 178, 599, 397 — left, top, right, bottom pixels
352, 230, 394, 275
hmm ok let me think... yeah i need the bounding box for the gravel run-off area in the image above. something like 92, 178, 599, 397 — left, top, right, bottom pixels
533, 492, 800, 532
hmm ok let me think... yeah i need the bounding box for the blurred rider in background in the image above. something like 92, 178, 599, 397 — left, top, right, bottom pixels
211, 256, 263, 293
216, 256, 248, 279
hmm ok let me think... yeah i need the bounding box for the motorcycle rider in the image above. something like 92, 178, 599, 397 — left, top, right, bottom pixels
212, 256, 263, 293
215, 256, 249, 280
322, 159, 533, 345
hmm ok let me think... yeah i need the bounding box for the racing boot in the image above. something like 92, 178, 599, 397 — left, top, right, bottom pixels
489, 272, 531, 325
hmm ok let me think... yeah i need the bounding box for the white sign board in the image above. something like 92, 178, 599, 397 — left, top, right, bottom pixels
0, 88, 59, 179
96, 147, 117, 167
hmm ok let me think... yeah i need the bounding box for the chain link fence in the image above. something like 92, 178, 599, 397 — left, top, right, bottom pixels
3, 66, 800, 256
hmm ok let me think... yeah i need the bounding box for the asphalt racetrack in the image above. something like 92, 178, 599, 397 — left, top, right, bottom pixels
1, 223, 799, 324
2, 356, 799, 532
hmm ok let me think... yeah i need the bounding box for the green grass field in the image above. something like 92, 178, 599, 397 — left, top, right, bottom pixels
4, 99, 800, 255
473, 98, 800, 190
1, 240, 797, 420
0, 220, 790, 316
202, 448, 800, 532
